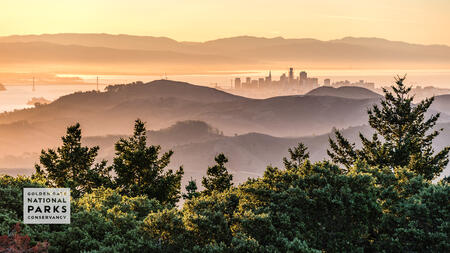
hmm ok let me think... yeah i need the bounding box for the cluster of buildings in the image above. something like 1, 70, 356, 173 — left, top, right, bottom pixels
233, 68, 376, 92
234, 68, 320, 92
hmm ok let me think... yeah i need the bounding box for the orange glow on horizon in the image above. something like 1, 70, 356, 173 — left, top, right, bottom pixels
1, 0, 449, 45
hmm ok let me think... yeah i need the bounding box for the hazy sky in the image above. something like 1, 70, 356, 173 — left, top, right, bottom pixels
1, 0, 449, 45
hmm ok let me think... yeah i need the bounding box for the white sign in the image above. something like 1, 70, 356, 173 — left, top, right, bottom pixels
23, 188, 71, 224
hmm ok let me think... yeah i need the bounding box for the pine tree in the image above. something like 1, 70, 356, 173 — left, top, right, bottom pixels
182, 178, 200, 200
35, 123, 111, 198
113, 119, 184, 205
283, 143, 310, 170
328, 76, 450, 180
202, 154, 233, 194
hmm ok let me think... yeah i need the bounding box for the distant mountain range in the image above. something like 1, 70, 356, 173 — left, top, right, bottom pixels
1, 33, 450, 73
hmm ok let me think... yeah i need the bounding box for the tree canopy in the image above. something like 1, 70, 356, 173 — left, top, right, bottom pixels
201, 153, 233, 194
35, 123, 112, 198
328, 76, 450, 180
113, 119, 184, 206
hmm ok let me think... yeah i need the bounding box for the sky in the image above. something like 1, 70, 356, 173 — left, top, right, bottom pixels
1, 0, 450, 45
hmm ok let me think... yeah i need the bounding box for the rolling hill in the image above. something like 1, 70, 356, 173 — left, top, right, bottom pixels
432, 94, 450, 113
0, 79, 449, 159
306, 86, 382, 99
2, 120, 448, 185
0, 80, 381, 157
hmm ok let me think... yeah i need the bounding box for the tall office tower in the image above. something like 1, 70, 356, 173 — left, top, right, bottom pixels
234, 78, 241, 89
324, 78, 331, 86
280, 73, 287, 84
258, 78, 265, 88
289, 68, 294, 83
299, 71, 307, 85
246, 77, 251, 84
265, 70, 272, 83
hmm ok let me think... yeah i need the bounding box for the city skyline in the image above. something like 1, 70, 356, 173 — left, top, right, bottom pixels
234, 68, 375, 92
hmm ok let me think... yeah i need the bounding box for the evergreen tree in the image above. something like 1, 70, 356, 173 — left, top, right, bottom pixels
328, 76, 450, 180
202, 154, 233, 194
113, 119, 184, 205
283, 143, 310, 170
182, 178, 200, 200
35, 123, 111, 198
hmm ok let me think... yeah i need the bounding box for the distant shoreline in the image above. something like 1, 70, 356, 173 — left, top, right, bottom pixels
1, 68, 450, 88
2, 83, 96, 86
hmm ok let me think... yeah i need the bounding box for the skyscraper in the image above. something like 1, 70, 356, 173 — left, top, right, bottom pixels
289, 68, 294, 83
299, 71, 307, 85
234, 78, 241, 89
265, 70, 272, 83
258, 78, 265, 88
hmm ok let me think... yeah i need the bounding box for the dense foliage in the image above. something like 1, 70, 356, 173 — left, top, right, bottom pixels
201, 153, 233, 194
182, 178, 200, 200
0, 223, 48, 252
0, 78, 449, 252
113, 119, 184, 206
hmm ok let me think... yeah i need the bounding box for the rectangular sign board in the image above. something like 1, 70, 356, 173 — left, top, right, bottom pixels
23, 188, 71, 224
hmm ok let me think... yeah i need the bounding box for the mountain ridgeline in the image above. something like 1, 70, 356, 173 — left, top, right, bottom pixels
1, 34, 450, 73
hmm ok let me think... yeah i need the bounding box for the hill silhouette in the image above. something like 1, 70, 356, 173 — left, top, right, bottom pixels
306, 86, 382, 99
0, 33, 183, 51
0, 80, 379, 139
432, 94, 450, 113
2, 120, 448, 184
1, 34, 450, 73
85, 121, 450, 184
0, 79, 449, 159
0, 41, 246, 74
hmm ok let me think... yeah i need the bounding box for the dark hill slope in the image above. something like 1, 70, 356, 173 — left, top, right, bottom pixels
83, 121, 450, 183
306, 86, 382, 99
0, 80, 246, 127
0, 80, 448, 160
2, 121, 449, 183
0, 80, 376, 139
432, 95, 450, 114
